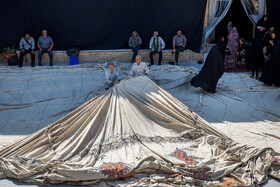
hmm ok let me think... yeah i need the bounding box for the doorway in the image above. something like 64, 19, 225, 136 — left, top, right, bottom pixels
214, 0, 254, 43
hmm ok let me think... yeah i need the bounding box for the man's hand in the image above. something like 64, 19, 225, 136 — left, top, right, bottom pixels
39, 48, 42, 51
173, 48, 176, 53
31, 50, 35, 54
158, 49, 162, 52
132, 45, 136, 48
47, 48, 51, 52
21, 49, 24, 52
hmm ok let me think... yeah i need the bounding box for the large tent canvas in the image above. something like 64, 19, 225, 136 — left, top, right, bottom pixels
0, 76, 279, 186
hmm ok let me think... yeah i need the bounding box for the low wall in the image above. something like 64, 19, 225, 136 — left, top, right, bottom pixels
0, 49, 203, 65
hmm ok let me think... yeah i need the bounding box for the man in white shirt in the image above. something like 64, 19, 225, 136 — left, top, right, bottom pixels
105, 64, 120, 90
149, 31, 165, 66
129, 55, 149, 77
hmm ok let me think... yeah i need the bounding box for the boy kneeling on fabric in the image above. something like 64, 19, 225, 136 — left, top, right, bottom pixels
105, 64, 120, 90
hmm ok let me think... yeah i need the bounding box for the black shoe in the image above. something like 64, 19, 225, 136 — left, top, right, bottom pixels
31, 65, 35, 67
18, 65, 22, 68
158, 62, 161, 66
148, 63, 154, 67
39, 64, 42, 66
130, 60, 134, 63
50, 63, 53, 67
168, 61, 175, 65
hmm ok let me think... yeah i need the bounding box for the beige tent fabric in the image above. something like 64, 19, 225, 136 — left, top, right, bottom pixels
0, 76, 279, 186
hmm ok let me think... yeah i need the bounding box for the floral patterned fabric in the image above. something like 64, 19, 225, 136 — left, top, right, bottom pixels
225, 27, 239, 69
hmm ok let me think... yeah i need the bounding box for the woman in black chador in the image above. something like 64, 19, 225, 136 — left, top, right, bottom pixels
260, 32, 280, 86
255, 15, 269, 35
249, 34, 264, 79
190, 36, 229, 93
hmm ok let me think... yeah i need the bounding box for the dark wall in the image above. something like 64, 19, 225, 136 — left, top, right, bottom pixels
267, 0, 280, 34
0, 0, 207, 52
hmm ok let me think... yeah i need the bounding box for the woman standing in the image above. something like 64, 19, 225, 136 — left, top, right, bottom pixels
264, 32, 277, 61
128, 31, 142, 63
225, 22, 239, 70
260, 32, 280, 86
249, 34, 264, 79
190, 36, 229, 93
255, 15, 269, 36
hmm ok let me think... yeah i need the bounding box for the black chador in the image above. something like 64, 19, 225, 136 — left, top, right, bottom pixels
191, 36, 229, 93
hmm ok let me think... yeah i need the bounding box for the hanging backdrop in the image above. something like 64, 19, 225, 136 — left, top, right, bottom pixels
240, 0, 266, 25
204, 0, 233, 42
0, 0, 206, 53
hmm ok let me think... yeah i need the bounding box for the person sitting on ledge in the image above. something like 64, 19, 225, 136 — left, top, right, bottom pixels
105, 64, 120, 90
18, 32, 35, 68
128, 31, 142, 63
149, 31, 165, 66
129, 55, 149, 77
37, 29, 54, 66
172, 30, 187, 65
